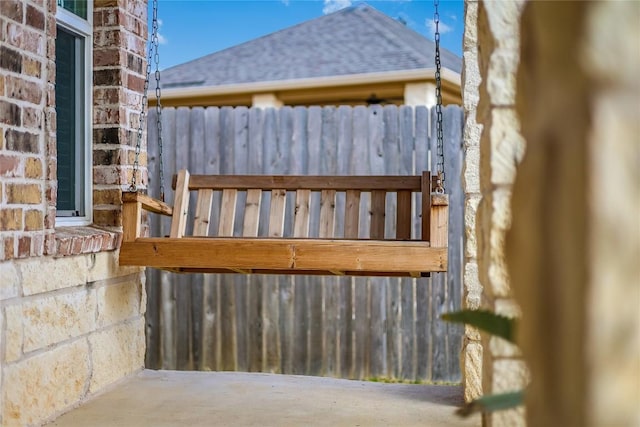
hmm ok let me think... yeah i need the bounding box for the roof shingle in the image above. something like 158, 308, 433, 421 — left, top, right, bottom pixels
160, 4, 461, 89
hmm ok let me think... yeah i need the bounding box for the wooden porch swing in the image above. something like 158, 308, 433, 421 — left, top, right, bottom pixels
118, 0, 449, 278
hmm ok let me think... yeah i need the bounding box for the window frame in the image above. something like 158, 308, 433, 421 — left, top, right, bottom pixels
55, 2, 93, 226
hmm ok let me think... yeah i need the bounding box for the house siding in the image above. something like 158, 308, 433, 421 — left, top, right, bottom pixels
0, 1, 148, 425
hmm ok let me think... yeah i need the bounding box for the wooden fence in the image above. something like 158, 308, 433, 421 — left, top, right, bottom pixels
144, 105, 464, 383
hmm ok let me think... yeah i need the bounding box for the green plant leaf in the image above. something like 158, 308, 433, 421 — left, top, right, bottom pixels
456, 391, 525, 417
441, 309, 517, 343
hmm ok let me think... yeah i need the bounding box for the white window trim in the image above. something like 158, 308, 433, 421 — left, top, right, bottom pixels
55, 2, 93, 226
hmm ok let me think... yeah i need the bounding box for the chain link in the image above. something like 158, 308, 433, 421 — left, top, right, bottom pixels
433, 0, 445, 193
152, 0, 165, 202
130, 0, 164, 200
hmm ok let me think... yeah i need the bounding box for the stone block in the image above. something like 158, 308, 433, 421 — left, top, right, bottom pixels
462, 50, 481, 111
489, 335, 521, 359
2, 339, 90, 426
488, 228, 512, 298
463, 261, 482, 309
489, 108, 525, 186
491, 187, 513, 232
464, 195, 481, 259
490, 407, 527, 427
463, 0, 478, 51
139, 272, 147, 315
20, 289, 97, 353
482, 0, 525, 51
87, 251, 143, 283
97, 279, 141, 328
462, 341, 483, 402
88, 318, 145, 394
462, 145, 480, 193
20, 255, 88, 295
5, 304, 23, 362
463, 115, 482, 148
0, 261, 19, 300
492, 359, 529, 393
487, 49, 519, 106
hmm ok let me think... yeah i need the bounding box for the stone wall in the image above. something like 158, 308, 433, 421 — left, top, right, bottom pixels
462, 1, 528, 426
0, 0, 148, 425
509, 1, 640, 426
465, 1, 639, 426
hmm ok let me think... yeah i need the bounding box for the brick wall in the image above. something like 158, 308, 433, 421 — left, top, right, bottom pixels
0, 0, 54, 260
0, 1, 148, 425
93, 0, 148, 227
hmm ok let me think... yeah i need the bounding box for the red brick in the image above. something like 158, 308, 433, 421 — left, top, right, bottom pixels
94, 87, 120, 104
94, 48, 121, 67
94, 68, 122, 86
93, 106, 121, 125
126, 73, 145, 93
0, 45, 21, 73
31, 232, 44, 256
46, 157, 56, 181
5, 22, 22, 49
0, 100, 21, 126
95, 29, 121, 48
93, 127, 120, 145
17, 235, 31, 258
5, 129, 39, 153
6, 76, 43, 105
24, 107, 42, 130
4, 236, 15, 260
26, 4, 45, 31
56, 234, 71, 256
0, 155, 20, 177
44, 232, 56, 255
44, 209, 56, 229
22, 27, 45, 56
0, 0, 24, 23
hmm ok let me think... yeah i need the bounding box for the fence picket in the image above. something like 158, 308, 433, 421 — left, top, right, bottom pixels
146, 105, 463, 383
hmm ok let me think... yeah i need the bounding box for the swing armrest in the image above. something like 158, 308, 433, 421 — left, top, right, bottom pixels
122, 192, 173, 242
122, 192, 173, 216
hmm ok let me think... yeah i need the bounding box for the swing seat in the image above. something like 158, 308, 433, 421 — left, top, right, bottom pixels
119, 170, 448, 277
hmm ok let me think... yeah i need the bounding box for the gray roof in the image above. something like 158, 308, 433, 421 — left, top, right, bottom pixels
160, 4, 461, 89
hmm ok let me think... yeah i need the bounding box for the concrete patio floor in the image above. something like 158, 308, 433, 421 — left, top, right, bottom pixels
50, 370, 480, 426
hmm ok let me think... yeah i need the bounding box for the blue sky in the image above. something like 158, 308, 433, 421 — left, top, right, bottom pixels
148, 0, 464, 70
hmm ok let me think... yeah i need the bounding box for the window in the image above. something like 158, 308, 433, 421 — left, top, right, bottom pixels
55, 0, 92, 224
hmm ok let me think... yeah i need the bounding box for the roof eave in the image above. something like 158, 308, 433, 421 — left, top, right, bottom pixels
152, 68, 461, 101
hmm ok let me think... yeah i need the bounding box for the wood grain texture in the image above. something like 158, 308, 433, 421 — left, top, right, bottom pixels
218, 189, 238, 237
193, 189, 213, 236
242, 189, 262, 237
143, 105, 463, 383
170, 169, 190, 238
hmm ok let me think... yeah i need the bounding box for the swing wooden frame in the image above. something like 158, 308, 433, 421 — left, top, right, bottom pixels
118, 0, 451, 278
119, 169, 448, 277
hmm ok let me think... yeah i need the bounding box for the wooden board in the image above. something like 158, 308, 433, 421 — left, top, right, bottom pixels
242, 189, 262, 237
177, 175, 422, 191
120, 238, 447, 275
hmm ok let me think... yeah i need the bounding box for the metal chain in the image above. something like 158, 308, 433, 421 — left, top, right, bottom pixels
433, 0, 445, 193
152, 0, 165, 202
130, 0, 164, 201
